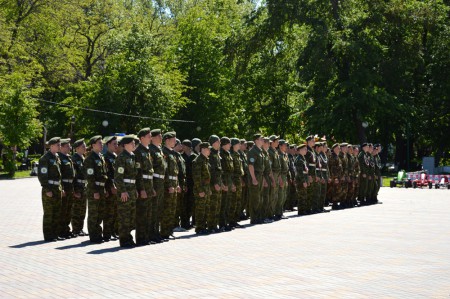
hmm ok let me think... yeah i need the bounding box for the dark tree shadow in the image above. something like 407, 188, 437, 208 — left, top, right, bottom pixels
55, 240, 91, 250
9, 240, 49, 248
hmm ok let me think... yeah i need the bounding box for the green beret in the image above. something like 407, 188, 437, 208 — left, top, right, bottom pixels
314, 142, 323, 148
361, 143, 368, 148
306, 135, 315, 142
120, 135, 136, 145
269, 135, 280, 142
340, 142, 348, 147
279, 139, 287, 146
163, 131, 176, 141
176, 138, 181, 145
374, 143, 381, 149
88, 135, 102, 146
247, 141, 255, 147
199, 142, 210, 150
47, 137, 61, 145
368, 143, 373, 147
332, 143, 340, 150
150, 129, 161, 137
289, 144, 296, 149
263, 137, 270, 143
73, 139, 85, 148
253, 133, 262, 141
103, 136, 117, 145
209, 135, 220, 145
220, 137, 231, 146
192, 138, 201, 149
347, 144, 352, 147
137, 127, 151, 138
297, 144, 307, 150
60, 138, 71, 145
240, 139, 246, 144
231, 138, 240, 146
182, 139, 192, 147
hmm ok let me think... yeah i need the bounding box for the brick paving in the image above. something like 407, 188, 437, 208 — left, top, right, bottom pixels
1, 177, 450, 298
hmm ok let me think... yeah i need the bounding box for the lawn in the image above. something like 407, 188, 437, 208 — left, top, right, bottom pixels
0, 170, 34, 180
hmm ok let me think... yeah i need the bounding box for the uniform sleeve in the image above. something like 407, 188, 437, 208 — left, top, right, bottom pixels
38, 156, 50, 192
192, 159, 203, 195
114, 156, 126, 194
85, 156, 100, 192
134, 149, 144, 192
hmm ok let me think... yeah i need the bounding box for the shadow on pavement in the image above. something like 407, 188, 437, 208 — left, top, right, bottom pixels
55, 240, 91, 250
9, 240, 48, 248
87, 246, 134, 254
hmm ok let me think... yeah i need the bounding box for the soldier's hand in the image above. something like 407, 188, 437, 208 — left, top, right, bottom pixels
74, 192, 81, 199
232, 184, 236, 192
45, 191, 53, 198
140, 190, 148, 199
121, 192, 129, 202
152, 189, 156, 197
94, 193, 100, 200
363, 174, 367, 178
183, 186, 187, 192
303, 182, 308, 188
334, 178, 339, 184
321, 179, 325, 184
222, 185, 228, 192
168, 187, 175, 194
105, 191, 109, 198
280, 180, 284, 188
328, 179, 332, 183
308, 176, 313, 183
199, 192, 205, 198
315, 177, 320, 183
62, 190, 66, 197
214, 184, 221, 192
252, 178, 258, 186
176, 186, 181, 193
263, 179, 268, 188
111, 187, 117, 195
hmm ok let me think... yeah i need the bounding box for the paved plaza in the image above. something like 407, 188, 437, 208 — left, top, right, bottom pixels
1, 177, 450, 298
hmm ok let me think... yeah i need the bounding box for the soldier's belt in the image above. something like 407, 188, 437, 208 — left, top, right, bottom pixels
153, 173, 164, 179
303, 171, 308, 174
309, 163, 316, 167
95, 182, 105, 186
168, 176, 177, 181
77, 179, 87, 184
62, 179, 74, 183
123, 179, 136, 184
48, 180, 60, 186
142, 174, 153, 179
321, 169, 327, 172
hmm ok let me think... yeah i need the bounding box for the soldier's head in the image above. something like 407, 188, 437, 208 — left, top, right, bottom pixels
297, 144, 307, 156
269, 135, 279, 148
247, 140, 255, 150
60, 138, 71, 154
231, 138, 240, 152
374, 144, 382, 154
322, 142, 328, 152
209, 135, 220, 150
163, 132, 177, 149
353, 145, 359, 155
348, 145, 354, 154
253, 133, 263, 148
220, 137, 231, 151
191, 138, 201, 153
104, 136, 118, 153
314, 142, 322, 153
174, 139, 183, 153
306, 135, 315, 148
361, 143, 369, 153
332, 143, 340, 155
262, 137, 270, 150
137, 128, 152, 147
151, 129, 162, 146
240, 139, 247, 152
73, 139, 86, 155
340, 143, 348, 153
47, 137, 61, 154
279, 140, 288, 152
200, 142, 211, 157
368, 143, 373, 154
89, 136, 103, 153
121, 135, 137, 153
182, 139, 192, 153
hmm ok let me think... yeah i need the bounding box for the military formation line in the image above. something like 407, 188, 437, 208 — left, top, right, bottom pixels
38, 129, 383, 248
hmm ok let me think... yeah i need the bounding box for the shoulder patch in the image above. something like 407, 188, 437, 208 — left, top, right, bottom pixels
249, 158, 255, 163
118, 167, 125, 174
41, 167, 48, 174
136, 162, 141, 168
87, 168, 94, 175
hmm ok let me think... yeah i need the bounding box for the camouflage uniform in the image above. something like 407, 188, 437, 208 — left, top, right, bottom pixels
38, 151, 62, 241
71, 152, 87, 234
313, 149, 323, 211
372, 154, 382, 202
352, 152, 360, 203
346, 152, 355, 206
230, 149, 244, 225
329, 152, 344, 207
286, 152, 297, 211
58, 152, 75, 237
220, 148, 233, 228
339, 151, 349, 207
239, 149, 249, 218
161, 146, 179, 237
268, 147, 281, 217
319, 151, 329, 209
115, 149, 137, 246
174, 152, 186, 228
261, 148, 271, 219
277, 149, 289, 217
295, 154, 309, 215
134, 143, 154, 245
305, 146, 318, 213
85, 151, 108, 242
358, 151, 370, 204
208, 148, 222, 230
367, 154, 376, 203
182, 151, 196, 228
192, 153, 211, 233
104, 150, 118, 239
247, 145, 265, 223
149, 143, 167, 239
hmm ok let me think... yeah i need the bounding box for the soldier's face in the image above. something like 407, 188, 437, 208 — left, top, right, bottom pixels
342, 146, 348, 153
153, 135, 162, 145
76, 143, 86, 155
107, 140, 118, 152
348, 147, 353, 154
255, 138, 263, 148
202, 147, 210, 157
354, 148, 359, 155
233, 144, 240, 152
212, 141, 220, 150
61, 144, 71, 154
50, 143, 61, 153
240, 143, 247, 151
141, 134, 151, 146
222, 143, 231, 151
93, 140, 103, 152
262, 142, 269, 150
299, 148, 307, 155
272, 140, 279, 147
333, 146, 340, 155
174, 143, 182, 152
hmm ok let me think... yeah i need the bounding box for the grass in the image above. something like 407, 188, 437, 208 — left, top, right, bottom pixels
382, 177, 394, 187
0, 170, 33, 180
